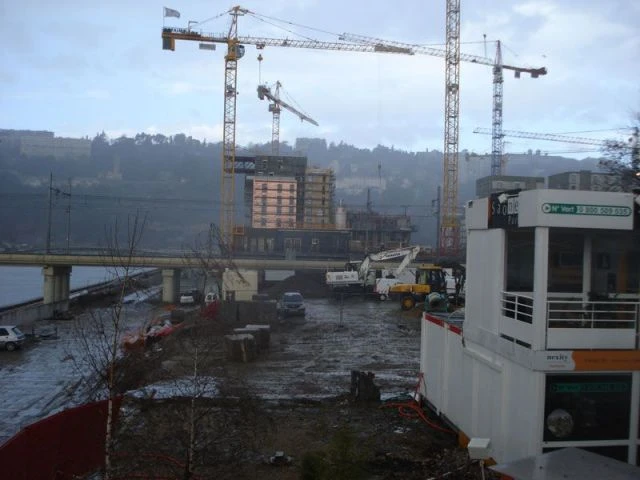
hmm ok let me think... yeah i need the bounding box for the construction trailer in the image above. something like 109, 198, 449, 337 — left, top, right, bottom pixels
222, 269, 259, 302
420, 188, 640, 466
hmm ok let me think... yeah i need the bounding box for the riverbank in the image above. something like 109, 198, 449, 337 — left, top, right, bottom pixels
0, 269, 161, 332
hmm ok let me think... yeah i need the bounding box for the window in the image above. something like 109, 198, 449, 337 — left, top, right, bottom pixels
288, 219, 294, 228
277, 196, 282, 205
261, 183, 267, 191
289, 206, 295, 215
277, 206, 282, 214
261, 205, 266, 214
0, 328, 7, 336
261, 195, 266, 205
289, 184, 295, 192
276, 219, 282, 228
260, 218, 266, 227
289, 196, 295, 204
277, 183, 283, 192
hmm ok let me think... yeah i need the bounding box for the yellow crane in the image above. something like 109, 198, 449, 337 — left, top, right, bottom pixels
162, 7, 414, 246
257, 81, 318, 155
161, 6, 546, 254
339, 31, 546, 257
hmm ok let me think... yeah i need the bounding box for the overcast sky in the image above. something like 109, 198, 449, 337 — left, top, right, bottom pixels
1, 0, 638, 157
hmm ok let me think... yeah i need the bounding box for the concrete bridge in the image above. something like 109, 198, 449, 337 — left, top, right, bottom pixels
0, 253, 347, 304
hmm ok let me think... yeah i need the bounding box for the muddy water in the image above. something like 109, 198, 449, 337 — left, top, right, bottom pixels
0, 303, 155, 444
225, 297, 422, 400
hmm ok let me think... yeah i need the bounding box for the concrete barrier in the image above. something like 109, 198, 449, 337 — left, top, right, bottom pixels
220, 300, 278, 325
0, 301, 69, 332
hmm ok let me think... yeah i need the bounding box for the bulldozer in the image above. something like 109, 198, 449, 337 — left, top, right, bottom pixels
389, 263, 465, 311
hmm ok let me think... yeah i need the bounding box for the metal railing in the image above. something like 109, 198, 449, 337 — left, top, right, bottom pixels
547, 298, 639, 330
501, 292, 534, 324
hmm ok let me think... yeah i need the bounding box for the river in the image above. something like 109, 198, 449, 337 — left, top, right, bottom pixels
0, 266, 135, 308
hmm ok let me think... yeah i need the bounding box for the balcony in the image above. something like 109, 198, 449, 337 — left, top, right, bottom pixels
546, 294, 639, 349
501, 291, 640, 350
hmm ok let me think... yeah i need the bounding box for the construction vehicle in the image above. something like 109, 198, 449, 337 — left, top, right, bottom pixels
389, 263, 465, 311
326, 246, 421, 298
373, 246, 422, 301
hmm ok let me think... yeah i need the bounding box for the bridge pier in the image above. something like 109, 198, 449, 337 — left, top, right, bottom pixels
162, 268, 181, 304
43, 266, 72, 304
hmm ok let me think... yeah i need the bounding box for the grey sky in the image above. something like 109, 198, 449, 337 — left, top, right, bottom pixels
1, 0, 638, 155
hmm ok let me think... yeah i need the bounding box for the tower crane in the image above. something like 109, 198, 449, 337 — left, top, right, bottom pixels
473, 127, 624, 147
257, 81, 318, 155
162, 8, 418, 246
338, 32, 546, 257
161, 6, 546, 255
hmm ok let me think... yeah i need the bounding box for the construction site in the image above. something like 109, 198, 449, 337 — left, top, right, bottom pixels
160, 2, 550, 261
2, 1, 639, 479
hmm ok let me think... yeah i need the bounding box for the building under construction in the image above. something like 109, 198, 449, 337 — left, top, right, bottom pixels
345, 207, 416, 253
235, 154, 415, 257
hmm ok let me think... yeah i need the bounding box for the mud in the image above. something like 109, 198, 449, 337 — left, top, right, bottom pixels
1, 292, 494, 478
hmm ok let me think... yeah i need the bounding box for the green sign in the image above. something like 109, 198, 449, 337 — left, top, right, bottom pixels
551, 382, 630, 393
541, 203, 632, 216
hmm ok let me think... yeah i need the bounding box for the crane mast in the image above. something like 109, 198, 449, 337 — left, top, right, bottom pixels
491, 40, 504, 176
220, 7, 246, 247
440, 0, 461, 258
257, 81, 318, 155
271, 82, 281, 154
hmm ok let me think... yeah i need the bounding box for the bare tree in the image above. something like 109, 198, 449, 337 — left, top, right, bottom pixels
599, 114, 640, 191
71, 211, 148, 479
184, 223, 249, 304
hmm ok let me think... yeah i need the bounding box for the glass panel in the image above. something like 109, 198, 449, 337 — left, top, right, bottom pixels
548, 230, 583, 293
544, 373, 632, 442
506, 229, 534, 291
543, 446, 629, 463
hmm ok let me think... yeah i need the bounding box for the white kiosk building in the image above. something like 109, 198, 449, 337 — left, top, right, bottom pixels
420, 188, 640, 465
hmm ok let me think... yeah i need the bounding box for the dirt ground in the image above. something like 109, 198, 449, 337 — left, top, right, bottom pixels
109, 295, 498, 479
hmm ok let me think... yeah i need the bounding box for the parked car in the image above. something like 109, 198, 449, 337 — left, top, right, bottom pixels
180, 289, 203, 305
277, 291, 306, 317
0, 325, 26, 351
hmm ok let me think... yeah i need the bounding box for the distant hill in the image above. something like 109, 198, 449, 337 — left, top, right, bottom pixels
0, 132, 606, 249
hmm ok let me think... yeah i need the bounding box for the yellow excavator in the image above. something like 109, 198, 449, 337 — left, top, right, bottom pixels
389, 263, 465, 310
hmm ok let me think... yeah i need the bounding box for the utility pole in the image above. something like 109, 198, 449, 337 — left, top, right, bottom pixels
432, 186, 441, 259
46, 173, 53, 254
66, 178, 72, 253
631, 126, 639, 172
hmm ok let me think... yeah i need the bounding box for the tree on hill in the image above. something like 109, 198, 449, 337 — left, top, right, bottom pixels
599, 113, 639, 191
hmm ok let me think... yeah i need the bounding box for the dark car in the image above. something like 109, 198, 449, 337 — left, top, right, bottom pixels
277, 291, 306, 317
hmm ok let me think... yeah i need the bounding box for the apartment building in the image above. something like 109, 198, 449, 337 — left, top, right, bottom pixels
251, 176, 297, 229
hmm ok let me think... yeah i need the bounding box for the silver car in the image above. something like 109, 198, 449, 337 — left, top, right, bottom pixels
277, 292, 306, 317
0, 325, 26, 351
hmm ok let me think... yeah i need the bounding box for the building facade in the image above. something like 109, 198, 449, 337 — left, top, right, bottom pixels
549, 170, 625, 192
475, 174, 545, 198
0, 129, 91, 159
251, 176, 297, 229
303, 167, 335, 228
347, 209, 416, 253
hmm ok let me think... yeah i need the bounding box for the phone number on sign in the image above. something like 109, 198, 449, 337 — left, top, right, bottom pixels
575, 205, 631, 216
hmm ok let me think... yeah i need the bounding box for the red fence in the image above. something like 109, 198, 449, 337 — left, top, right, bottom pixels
0, 398, 121, 480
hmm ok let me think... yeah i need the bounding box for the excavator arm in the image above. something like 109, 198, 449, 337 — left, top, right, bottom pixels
357, 246, 422, 280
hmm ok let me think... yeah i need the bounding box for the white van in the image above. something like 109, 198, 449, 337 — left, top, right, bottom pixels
0, 325, 26, 351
